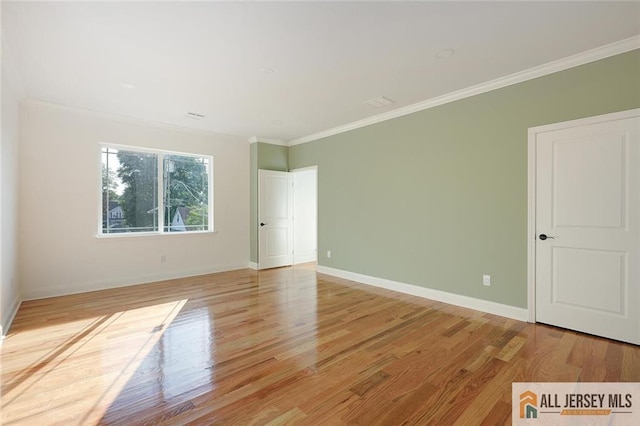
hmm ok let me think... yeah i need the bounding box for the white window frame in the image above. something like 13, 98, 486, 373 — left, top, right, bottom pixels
98, 143, 214, 237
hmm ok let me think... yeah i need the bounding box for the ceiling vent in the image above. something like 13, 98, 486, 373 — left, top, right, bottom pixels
365, 96, 395, 108
186, 112, 205, 119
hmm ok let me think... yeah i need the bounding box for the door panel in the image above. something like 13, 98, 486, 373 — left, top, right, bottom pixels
552, 247, 625, 314
259, 170, 293, 269
265, 178, 289, 218
265, 228, 290, 256
553, 135, 625, 228
535, 113, 639, 344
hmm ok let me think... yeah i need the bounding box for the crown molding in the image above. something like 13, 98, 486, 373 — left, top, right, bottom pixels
289, 36, 640, 146
248, 136, 288, 146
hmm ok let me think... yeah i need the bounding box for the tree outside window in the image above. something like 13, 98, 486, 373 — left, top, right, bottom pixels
101, 146, 212, 234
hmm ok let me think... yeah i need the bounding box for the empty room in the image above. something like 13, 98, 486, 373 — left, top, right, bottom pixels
1, 1, 639, 425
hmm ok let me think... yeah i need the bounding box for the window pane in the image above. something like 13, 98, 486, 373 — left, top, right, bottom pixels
164, 154, 209, 232
102, 148, 159, 233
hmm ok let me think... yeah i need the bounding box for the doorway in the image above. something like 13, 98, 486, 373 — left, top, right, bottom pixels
258, 167, 318, 269
528, 109, 640, 344
292, 167, 318, 265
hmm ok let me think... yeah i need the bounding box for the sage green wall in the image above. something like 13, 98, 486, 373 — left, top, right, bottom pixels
257, 143, 289, 171
289, 50, 640, 309
250, 142, 289, 263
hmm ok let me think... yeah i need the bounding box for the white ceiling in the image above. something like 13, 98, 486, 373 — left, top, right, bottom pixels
3, 1, 640, 143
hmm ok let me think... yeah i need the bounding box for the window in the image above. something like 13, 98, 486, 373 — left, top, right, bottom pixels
101, 146, 212, 235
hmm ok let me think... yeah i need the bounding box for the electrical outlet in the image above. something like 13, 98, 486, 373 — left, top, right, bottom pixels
327, 250, 332, 258
483, 275, 491, 286
160, 255, 167, 263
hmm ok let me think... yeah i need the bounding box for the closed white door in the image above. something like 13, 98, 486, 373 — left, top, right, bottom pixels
534, 110, 640, 345
259, 170, 293, 269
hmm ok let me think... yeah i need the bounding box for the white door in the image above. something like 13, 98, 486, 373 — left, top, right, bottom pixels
293, 167, 317, 264
259, 169, 293, 269
534, 110, 640, 345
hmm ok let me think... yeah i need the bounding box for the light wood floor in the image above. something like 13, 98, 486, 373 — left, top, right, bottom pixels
1, 265, 638, 425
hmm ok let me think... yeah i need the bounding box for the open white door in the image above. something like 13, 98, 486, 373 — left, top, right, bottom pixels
258, 170, 293, 269
532, 109, 640, 345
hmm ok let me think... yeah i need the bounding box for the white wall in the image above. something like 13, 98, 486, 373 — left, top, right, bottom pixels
1, 34, 24, 337
19, 101, 249, 300
293, 167, 317, 264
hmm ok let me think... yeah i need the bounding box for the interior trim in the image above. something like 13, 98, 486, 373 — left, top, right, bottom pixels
290, 36, 640, 146
317, 265, 529, 322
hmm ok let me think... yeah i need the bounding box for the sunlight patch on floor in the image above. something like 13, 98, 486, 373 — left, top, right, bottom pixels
0, 299, 188, 426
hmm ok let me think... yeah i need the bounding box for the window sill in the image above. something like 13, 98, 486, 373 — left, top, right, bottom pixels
96, 230, 217, 240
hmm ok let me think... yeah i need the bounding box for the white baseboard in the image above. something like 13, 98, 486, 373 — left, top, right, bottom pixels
248, 262, 258, 270
317, 266, 529, 322
22, 263, 250, 301
1, 294, 22, 341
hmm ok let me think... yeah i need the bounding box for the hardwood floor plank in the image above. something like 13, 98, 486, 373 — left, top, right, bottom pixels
453, 357, 527, 426
622, 345, 640, 381
1, 264, 638, 425
479, 400, 511, 426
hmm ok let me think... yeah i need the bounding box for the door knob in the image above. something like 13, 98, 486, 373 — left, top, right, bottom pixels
260, 222, 267, 227
539, 234, 555, 240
